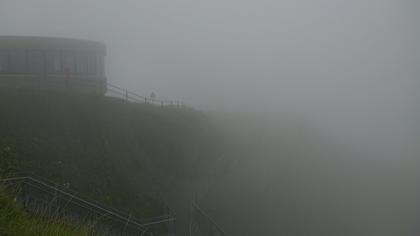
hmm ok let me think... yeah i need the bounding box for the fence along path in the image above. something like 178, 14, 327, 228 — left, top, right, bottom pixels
0, 75, 185, 108
60, 77, 185, 107
0, 173, 176, 236
106, 83, 184, 108
189, 199, 230, 236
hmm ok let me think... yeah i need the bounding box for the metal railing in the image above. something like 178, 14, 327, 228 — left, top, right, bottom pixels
190, 200, 230, 236
0, 74, 185, 108
106, 83, 184, 108
1, 173, 176, 236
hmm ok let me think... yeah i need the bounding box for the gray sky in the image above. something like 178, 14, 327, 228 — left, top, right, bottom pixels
0, 0, 418, 156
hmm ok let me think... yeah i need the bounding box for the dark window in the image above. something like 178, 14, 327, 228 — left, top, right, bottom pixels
63, 52, 76, 73
9, 49, 26, 73
28, 50, 45, 74
87, 54, 96, 75
76, 53, 88, 74
0, 51, 9, 73
46, 51, 61, 73
97, 56, 105, 76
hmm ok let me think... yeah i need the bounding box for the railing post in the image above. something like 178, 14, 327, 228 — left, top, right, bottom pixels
125, 90, 128, 102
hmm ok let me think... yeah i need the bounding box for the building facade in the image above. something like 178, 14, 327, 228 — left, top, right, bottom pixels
0, 36, 107, 94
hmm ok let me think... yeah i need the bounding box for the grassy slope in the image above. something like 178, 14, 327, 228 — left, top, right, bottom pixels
0, 88, 223, 218
0, 140, 93, 236
0, 189, 91, 236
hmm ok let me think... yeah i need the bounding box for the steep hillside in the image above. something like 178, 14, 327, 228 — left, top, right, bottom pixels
0, 88, 223, 219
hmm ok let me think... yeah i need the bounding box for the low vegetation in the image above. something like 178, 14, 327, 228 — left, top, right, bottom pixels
0, 88, 222, 220
0, 145, 92, 236
0, 190, 93, 236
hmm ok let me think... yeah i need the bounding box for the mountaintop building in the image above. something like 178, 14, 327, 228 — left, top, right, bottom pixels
0, 36, 107, 94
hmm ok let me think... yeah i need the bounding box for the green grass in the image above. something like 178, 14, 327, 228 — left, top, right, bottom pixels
0, 189, 92, 236
0, 141, 94, 235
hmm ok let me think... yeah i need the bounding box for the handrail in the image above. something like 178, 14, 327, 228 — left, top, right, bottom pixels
192, 201, 230, 236
0, 74, 186, 108
2, 172, 158, 222
0, 175, 176, 228
106, 82, 182, 106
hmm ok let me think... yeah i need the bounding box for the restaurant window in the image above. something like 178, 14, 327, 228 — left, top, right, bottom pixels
9, 49, 26, 73
76, 54, 88, 74
62, 52, 76, 73
0, 51, 9, 73
46, 51, 61, 73
87, 54, 96, 75
97, 56, 105, 76
28, 50, 45, 74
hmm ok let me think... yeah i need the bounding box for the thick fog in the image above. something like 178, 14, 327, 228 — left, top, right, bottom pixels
1, 0, 417, 156
1, 0, 419, 235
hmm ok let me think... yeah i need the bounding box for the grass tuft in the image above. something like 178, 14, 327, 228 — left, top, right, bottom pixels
0, 189, 94, 236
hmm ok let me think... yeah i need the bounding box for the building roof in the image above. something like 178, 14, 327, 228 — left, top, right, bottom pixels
0, 36, 106, 54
